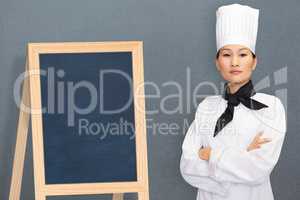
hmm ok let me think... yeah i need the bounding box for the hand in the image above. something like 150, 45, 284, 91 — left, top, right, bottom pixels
198, 146, 211, 161
247, 131, 272, 151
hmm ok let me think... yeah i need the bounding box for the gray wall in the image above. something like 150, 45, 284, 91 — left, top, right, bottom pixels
1, 0, 299, 199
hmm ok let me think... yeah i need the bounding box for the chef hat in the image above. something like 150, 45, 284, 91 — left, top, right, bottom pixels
216, 3, 259, 54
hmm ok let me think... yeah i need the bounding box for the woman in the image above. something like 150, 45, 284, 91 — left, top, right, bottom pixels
180, 3, 286, 200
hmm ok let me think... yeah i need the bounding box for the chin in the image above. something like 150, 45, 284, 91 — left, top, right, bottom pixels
226, 76, 249, 84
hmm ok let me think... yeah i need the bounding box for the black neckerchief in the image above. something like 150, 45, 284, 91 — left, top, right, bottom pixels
213, 79, 268, 137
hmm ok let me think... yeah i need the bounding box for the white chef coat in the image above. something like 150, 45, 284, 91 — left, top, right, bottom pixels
180, 92, 287, 200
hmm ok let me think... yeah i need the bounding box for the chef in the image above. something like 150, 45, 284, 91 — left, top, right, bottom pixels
179, 3, 287, 200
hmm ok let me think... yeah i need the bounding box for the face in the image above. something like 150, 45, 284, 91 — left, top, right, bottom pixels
215, 44, 257, 85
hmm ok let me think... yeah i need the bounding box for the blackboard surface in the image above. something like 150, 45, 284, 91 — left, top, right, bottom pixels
39, 52, 137, 184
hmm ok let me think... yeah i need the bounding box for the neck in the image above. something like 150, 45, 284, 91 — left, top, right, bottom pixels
228, 79, 250, 94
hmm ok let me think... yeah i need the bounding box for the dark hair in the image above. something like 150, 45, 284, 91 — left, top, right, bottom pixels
216, 50, 256, 59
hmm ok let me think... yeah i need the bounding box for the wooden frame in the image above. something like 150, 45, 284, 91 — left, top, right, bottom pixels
9, 41, 149, 200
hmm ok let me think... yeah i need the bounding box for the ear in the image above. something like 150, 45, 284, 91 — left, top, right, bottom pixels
252, 57, 257, 71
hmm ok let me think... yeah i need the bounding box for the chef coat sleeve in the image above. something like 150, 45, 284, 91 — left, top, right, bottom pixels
180, 98, 229, 196
208, 97, 287, 185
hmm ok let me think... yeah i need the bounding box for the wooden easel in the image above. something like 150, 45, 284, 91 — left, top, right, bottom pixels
9, 42, 149, 200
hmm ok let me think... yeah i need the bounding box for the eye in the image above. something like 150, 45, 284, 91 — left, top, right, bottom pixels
222, 53, 230, 57
240, 53, 248, 57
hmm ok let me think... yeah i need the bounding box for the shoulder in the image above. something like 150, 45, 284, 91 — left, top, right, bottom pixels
252, 92, 285, 113
196, 95, 222, 107
199, 95, 224, 104
252, 92, 287, 133
195, 95, 224, 115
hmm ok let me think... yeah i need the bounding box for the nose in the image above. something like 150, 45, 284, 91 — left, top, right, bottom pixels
231, 55, 240, 67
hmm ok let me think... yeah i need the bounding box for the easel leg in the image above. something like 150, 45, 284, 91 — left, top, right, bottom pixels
138, 191, 149, 200
9, 70, 30, 200
35, 192, 46, 200
112, 193, 124, 200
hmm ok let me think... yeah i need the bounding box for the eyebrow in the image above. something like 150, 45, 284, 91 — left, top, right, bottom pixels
239, 48, 250, 51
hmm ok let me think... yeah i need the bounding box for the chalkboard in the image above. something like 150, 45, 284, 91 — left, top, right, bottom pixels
26, 41, 149, 198
40, 52, 137, 184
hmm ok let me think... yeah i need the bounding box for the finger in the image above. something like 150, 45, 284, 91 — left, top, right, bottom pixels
248, 144, 261, 151
258, 140, 271, 145
258, 138, 272, 144
254, 131, 264, 140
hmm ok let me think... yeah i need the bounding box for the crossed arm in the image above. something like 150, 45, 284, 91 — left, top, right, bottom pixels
180, 97, 286, 196
199, 131, 271, 160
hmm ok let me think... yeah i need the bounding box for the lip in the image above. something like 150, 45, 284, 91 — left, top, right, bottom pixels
230, 70, 242, 75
